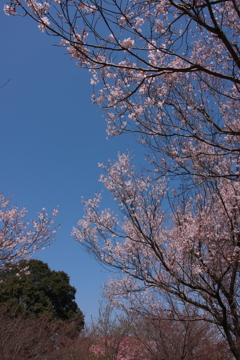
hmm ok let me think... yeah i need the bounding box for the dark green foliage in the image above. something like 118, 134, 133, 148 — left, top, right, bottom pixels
0, 259, 84, 331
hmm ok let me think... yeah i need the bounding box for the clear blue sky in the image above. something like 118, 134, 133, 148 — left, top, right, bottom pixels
1, 9, 143, 321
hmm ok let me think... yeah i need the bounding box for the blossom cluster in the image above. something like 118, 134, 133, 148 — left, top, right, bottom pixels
73, 154, 240, 331
0, 193, 59, 272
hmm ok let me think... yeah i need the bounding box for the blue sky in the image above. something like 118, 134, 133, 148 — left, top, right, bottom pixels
1, 9, 143, 321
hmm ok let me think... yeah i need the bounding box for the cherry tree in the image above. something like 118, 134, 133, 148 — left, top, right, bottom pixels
3, 0, 240, 358
71, 153, 240, 359
86, 301, 230, 360
4, 0, 240, 185
131, 310, 231, 360
0, 193, 59, 271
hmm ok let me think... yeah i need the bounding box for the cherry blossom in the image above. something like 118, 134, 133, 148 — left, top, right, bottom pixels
38, 16, 50, 32
3, 4, 16, 15
90, 336, 149, 360
3, 1, 240, 358
119, 38, 135, 50
0, 193, 59, 272
5, 0, 238, 184
72, 154, 240, 359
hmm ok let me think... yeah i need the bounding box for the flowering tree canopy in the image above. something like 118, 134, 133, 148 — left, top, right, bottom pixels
72, 154, 240, 358
4, 0, 240, 358
0, 193, 59, 271
90, 336, 149, 360
4, 0, 240, 185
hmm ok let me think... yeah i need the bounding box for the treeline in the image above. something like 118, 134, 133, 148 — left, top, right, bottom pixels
0, 294, 233, 359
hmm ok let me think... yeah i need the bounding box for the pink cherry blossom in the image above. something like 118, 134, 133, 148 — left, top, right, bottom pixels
38, 16, 50, 32
119, 38, 135, 49
0, 193, 59, 272
3, 4, 16, 15
72, 154, 240, 359
4, 1, 240, 357
90, 336, 149, 360
11, 0, 236, 185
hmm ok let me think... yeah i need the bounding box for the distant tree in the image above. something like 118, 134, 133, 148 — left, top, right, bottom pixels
132, 311, 232, 360
89, 301, 135, 360
0, 304, 81, 360
79, 302, 231, 360
0, 193, 59, 271
0, 259, 84, 332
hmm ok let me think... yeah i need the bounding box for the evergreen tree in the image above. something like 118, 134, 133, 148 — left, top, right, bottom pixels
0, 259, 84, 332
